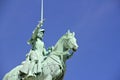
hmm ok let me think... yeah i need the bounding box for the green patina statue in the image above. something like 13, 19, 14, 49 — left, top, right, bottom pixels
3, 0, 78, 80
3, 20, 78, 80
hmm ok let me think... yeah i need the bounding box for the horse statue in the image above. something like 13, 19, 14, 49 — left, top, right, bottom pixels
3, 30, 78, 80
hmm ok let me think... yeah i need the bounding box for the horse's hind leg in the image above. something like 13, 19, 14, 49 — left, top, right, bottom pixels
44, 75, 52, 80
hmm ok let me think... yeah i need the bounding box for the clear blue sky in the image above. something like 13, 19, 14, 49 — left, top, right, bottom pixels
0, 0, 120, 80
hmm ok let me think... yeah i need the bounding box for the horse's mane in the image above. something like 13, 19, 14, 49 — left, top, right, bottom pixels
53, 32, 74, 51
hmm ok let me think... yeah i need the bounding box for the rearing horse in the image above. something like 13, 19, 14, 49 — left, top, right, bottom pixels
3, 30, 78, 80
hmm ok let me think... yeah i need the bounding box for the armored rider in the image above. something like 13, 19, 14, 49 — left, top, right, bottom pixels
19, 20, 46, 77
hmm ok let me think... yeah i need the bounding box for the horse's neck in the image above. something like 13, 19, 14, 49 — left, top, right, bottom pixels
53, 38, 70, 56
54, 40, 64, 53
52, 40, 69, 63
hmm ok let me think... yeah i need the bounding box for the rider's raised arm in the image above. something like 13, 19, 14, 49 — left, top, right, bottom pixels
27, 21, 44, 45
31, 21, 43, 39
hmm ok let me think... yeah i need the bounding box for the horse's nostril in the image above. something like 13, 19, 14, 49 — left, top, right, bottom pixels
72, 46, 78, 52
72, 48, 77, 52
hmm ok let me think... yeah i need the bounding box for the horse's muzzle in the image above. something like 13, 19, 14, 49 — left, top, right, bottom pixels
72, 46, 78, 52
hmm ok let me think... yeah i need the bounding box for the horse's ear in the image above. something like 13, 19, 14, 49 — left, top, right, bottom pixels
66, 29, 71, 37
72, 32, 75, 36
67, 29, 70, 34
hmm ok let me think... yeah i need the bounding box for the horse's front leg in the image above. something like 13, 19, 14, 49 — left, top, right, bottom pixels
42, 65, 52, 80
44, 74, 52, 80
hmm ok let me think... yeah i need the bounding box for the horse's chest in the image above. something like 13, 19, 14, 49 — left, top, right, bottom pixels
43, 63, 61, 75
42, 58, 64, 78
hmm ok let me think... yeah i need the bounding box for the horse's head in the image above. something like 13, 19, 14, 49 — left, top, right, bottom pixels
51, 30, 78, 62
63, 30, 78, 52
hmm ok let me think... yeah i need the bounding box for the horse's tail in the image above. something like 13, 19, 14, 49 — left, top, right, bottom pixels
3, 73, 9, 80
3, 65, 22, 80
